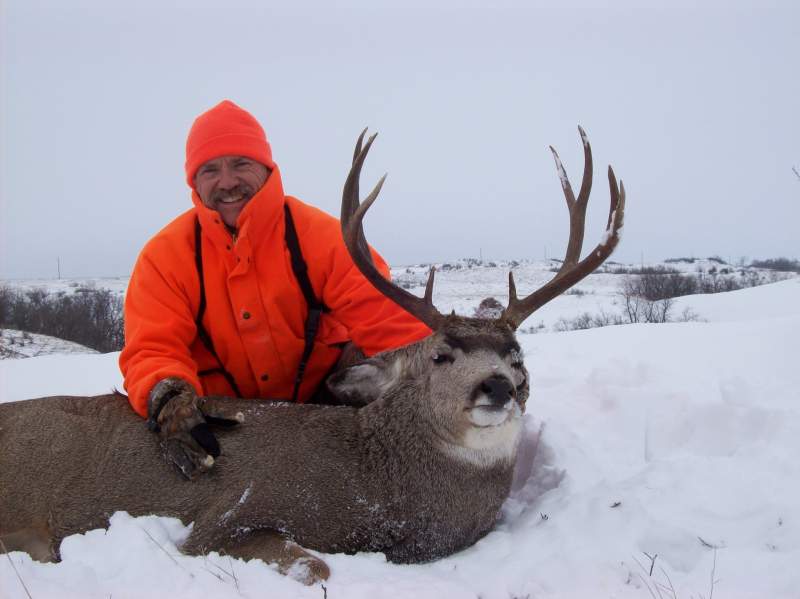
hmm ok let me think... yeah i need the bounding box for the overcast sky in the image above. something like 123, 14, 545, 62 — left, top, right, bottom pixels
2, 0, 798, 280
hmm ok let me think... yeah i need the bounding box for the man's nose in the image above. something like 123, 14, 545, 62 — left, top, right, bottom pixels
218, 163, 238, 189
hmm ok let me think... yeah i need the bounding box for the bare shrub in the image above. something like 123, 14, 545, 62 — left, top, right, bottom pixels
739, 269, 774, 288
554, 309, 625, 332
694, 271, 743, 294
564, 287, 589, 296
621, 271, 697, 302
609, 265, 681, 276
617, 264, 754, 325
554, 312, 594, 332
518, 321, 546, 334
592, 309, 625, 327
622, 264, 758, 303
0, 286, 124, 353
620, 291, 674, 324
0, 286, 15, 325
676, 307, 702, 322
750, 257, 800, 273
664, 256, 698, 264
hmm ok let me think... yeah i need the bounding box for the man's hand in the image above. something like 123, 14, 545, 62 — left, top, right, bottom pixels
147, 378, 244, 480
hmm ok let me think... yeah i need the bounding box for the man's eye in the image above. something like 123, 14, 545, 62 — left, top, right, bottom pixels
199, 167, 217, 176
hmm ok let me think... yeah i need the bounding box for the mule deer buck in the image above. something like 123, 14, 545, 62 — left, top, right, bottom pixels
0, 127, 625, 584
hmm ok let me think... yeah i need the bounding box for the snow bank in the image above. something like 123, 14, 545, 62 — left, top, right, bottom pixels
673, 276, 800, 323
1, 280, 799, 598
0, 352, 123, 404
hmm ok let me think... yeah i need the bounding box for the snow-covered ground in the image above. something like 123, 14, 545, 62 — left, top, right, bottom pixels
2, 258, 792, 340
1, 275, 799, 598
0, 329, 96, 359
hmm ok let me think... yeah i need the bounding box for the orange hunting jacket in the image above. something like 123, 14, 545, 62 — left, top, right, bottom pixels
119, 167, 430, 417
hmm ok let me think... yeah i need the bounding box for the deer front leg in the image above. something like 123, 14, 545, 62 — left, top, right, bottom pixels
222, 529, 330, 585
181, 525, 329, 586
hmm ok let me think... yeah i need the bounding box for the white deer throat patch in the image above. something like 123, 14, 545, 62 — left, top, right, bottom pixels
441, 404, 522, 466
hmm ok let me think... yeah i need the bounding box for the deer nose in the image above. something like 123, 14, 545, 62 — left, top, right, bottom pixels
480, 375, 515, 406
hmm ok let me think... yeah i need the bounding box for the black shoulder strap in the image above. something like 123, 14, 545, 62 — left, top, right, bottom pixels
194, 218, 207, 323
194, 217, 243, 398
283, 205, 326, 311
283, 204, 328, 402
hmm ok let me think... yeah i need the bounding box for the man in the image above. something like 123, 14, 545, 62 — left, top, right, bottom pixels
120, 100, 430, 479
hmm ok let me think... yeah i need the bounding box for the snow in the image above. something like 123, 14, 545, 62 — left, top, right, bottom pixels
2, 273, 800, 597
0, 329, 97, 359
673, 277, 800, 322
0, 352, 123, 403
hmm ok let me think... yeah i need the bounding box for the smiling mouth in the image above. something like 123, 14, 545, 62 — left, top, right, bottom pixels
218, 193, 246, 205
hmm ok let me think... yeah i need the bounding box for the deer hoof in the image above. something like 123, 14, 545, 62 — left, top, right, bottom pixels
284, 555, 331, 586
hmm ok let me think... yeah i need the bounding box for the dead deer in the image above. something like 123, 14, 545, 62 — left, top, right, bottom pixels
0, 127, 625, 585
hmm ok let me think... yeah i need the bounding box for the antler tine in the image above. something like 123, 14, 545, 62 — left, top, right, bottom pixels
575, 126, 593, 207
607, 165, 623, 229
501, 130, 625, 330
423, 267, 436, 304
349, 127, 368, 210
508, 271, 518, 303
552, 126, 594, 277
341, 132, 444, 330
353, 127, 368, 165
342, 130, 378, 262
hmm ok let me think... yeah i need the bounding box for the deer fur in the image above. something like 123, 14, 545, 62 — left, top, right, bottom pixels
0, 316, 528, 572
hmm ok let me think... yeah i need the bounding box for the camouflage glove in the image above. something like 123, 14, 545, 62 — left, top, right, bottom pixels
147, 378, 243, 480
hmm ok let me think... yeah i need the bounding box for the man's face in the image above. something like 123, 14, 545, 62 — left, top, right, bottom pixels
194, 155, 270, 228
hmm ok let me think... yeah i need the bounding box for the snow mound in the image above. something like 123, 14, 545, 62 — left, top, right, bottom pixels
1, 277, 799, 597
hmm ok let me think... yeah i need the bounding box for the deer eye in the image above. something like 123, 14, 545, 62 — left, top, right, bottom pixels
431, 351, 454, 365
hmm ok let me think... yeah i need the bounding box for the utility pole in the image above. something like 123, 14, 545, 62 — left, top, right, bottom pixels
793, 166, 800, 182
57, 257, 61, 279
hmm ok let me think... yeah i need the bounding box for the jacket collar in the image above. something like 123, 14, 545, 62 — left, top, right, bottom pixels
191, 166, 287, 248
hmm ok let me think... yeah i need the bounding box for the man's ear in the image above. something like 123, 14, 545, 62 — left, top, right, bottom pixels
325, 358, 398, 407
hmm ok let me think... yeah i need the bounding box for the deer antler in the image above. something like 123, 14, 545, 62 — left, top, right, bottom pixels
341, 130, 444, 330
500, 127, 626, 329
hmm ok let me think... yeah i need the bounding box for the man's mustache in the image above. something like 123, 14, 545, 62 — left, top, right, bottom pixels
212, 184, 254, 204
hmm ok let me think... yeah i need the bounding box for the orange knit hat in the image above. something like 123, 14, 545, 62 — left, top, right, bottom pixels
185, 100, 275, 187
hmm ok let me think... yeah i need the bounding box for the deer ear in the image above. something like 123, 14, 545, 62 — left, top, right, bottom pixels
325, 359, 393, 407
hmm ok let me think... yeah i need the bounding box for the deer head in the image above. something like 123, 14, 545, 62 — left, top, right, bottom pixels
328, 128, 625, 460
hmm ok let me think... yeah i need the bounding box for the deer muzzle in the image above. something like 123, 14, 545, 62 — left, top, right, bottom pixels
468, 375, 517, 428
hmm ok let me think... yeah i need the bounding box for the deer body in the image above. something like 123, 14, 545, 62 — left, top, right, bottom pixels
1, 322, 522, 564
